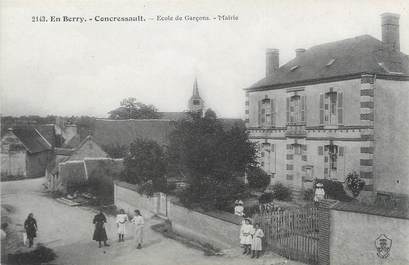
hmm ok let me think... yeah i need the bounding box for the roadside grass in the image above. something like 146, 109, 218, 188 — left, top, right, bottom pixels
7, 244, 57, 265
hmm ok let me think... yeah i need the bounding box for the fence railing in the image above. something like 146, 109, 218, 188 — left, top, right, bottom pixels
253, 206, 319, 265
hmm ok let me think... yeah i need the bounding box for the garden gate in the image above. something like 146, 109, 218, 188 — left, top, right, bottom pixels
253, 205, 319, 265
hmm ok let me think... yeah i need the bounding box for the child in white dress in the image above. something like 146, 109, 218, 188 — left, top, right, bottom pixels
116, 209, 128, 242
251, 223, 264, 258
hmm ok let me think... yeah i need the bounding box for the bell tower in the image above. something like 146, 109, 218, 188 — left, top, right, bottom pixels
188, 77, 204, 114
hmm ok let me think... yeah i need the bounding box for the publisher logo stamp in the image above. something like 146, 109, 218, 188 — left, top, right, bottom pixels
375, 234, 392, 259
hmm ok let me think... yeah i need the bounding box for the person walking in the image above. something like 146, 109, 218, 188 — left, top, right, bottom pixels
92, 209, 110, 248
131, 209, 144, 249
116, 209, 128, 242
24, 213, 38, 248
240, 218, 254, 255
251, 223, 264, 258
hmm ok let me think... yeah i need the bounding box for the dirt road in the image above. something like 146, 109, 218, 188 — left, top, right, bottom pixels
1, 178, 303, 265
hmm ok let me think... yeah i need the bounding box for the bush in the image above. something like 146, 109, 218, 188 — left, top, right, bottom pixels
303, 188, 314, 201
246, 167, 270, 189
345, 171, 365, 197
270, 182, 292, 201
316, 179, 353, 202
259, 192, 274, 204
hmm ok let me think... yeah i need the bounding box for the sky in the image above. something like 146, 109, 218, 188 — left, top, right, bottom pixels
1, 0, 409, 119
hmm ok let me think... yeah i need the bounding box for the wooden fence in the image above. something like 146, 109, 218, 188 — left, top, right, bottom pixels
253, 206, 319, 265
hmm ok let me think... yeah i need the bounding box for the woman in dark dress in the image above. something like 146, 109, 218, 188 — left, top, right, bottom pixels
92, 210, 110, 248
24, 213, 38, 248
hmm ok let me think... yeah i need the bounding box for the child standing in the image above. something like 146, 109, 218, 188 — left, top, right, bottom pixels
116, 209, 128, 242
240, 218, 254, 255
251, 223, 264, 258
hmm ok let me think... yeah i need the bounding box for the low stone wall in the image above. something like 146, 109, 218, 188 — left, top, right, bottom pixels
168, 202, 241, 249
329, 202, 409, 265
114, 181, 241, 249
114, 181, 159, 218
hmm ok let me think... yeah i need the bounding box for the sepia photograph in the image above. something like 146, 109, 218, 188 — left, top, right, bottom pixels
0, 1, 408, 264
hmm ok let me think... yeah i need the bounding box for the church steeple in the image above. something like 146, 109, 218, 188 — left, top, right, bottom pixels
188, 77, 204, 114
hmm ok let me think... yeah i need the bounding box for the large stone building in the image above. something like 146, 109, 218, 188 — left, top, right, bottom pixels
245, 13, 409, 199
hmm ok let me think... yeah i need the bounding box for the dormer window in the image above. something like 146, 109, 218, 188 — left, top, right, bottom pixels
290, 65, 299, 71
326, 58, 336, 66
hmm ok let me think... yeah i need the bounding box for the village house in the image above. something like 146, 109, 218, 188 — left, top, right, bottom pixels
46, 135, 109, 191
1, 127, 53, 178
245, 13, 409, 200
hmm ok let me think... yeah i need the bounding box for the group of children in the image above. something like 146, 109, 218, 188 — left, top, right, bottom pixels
235, 200, 264, 259
240, 218, 264, 258
92, 208, 144, 249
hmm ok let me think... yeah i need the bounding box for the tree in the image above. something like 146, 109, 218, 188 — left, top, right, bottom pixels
102, 143, 129, 158
246, 167, 270, 189
108, 98, 162, 120
121, 139, 167, 196
167, 109, 256, 211
270, 182, 292, 201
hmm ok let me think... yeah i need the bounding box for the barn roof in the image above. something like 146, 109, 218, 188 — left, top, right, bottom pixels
12, 127, 52, 154
93, 119, 175, 147
249, 35, 409, 90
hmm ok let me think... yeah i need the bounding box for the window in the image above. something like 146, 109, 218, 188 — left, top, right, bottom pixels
258, 97, 276, 127
322, 144, 345, 178
291, 143, 303, 155
320, 90, 343, 125
193, 99, 201, 105
287, 95, 306, 124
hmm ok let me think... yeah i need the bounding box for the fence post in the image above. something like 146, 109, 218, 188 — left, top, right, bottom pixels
318, 200, 337, 265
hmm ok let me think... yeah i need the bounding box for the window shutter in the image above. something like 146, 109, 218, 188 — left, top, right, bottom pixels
337, 92, 343, 124
271, 98, 276, 127
318, 146, 323, 155
301, 95, 306, 122
339, 146, 344, 157
258, 100, 262, 127
286, 97, 290, 124
319, 94, 324, 125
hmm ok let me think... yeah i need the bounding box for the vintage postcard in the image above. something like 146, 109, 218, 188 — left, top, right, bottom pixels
1, 1, 408, 265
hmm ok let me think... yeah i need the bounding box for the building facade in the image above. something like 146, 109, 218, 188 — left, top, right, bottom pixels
245, 13, 409, 198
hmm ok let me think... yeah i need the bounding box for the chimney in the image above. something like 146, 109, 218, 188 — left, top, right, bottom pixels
295, 48, 306, 57
266, 49, 279, 78
381, 13, 400, 51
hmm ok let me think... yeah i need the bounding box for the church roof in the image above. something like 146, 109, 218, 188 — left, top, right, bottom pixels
190, 77, 202, 100
249, 35, 409, 90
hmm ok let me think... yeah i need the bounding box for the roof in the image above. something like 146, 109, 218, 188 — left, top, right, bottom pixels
250, 35, 409, 90
158, 112, 189, 121
12, 127, 52, 154
331, 201, 409, 220
54, 148, 74, 156
93, 119, 176, 147
85, 158, 124, 180
62, 134, 81, 148
35, 124, 56, 147
218, 118, 245, 131
58, 158, 124, 185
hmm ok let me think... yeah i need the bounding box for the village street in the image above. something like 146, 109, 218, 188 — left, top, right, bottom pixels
1, 178, 305, 265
